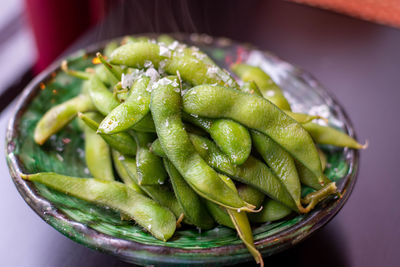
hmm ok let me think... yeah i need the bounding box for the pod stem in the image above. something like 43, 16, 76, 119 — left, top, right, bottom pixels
61, 60, 91, 80
113, 82, 129, 101
301, 182, 338, 212
316, 115, 329, 124
96, 52, 122, 80
359, 140, 369, 149
176, 213, 185, 228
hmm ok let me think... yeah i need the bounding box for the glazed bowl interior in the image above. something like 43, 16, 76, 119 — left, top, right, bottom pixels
6, 34, 358, 266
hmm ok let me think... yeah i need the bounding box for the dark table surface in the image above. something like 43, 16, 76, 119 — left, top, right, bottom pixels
2, 1, 400, 266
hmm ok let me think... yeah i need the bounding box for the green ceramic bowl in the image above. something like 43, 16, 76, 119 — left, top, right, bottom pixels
6, 34, 359, 266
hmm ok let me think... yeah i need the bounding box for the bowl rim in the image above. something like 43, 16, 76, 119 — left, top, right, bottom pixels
5, 33, 359, 265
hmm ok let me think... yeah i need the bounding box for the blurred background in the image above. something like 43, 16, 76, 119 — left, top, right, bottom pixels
1, 0, 399, 266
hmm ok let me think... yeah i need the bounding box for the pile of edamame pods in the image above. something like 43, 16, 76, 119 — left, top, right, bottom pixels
24, 35, 366, 266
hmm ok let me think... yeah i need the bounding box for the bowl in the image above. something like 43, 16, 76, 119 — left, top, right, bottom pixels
6, 34, 359, 266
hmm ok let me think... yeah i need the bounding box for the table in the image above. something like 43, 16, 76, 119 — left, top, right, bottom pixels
1, 1, 400, 266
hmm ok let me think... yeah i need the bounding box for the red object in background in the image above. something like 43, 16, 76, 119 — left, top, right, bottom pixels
292, 0, 400, 28
24, 0, 110, 73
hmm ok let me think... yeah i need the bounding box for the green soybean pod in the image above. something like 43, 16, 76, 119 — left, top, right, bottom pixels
284, 111, 324, 124
241, 80, 325, 205
110, 42, 245, 157
303, 122, 367, 149
239, 82, 321, 124
164, 52, 238, 87
251, 131, 302, 212
182, 85, 325, 186
150, 77, 254, 212
236, 184, 265, 208
150, 138, 166, 157
81, 120, 114, 181
111, 150, 145, 195
110, 41, 237, 87
205, 201, 235, 229
182, 114, 252, 165
98, 76, 151, 134
240, 77, 320, 211
295, 160, 330, 190
157, 34, 175, 45
218, 174, 263, 267
208, 119, 251, 165
318, 148, 327, 171
34, 94, 95, 145
249, 198, 293, 223
21, 172, 176, 241
152, 134, 297, 211
110, 42, 166, 68
78, 112, 137, 156
134, 132, 167, 185
164, 158, 215, 229
231, 63, 291, 110
240, 81, 263, 96
130, 113, 156, 132
87, 75, 120, 116
119, 154, 186, 220
189, 134, 298, 211
94, 65, 113, 87
152, 134, 298, 211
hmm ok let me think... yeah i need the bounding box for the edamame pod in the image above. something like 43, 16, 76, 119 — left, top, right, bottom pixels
164, 158, 215, 229
150, 138, 166, 157
98, 76, 151, 134
152, 134, 298, 211
284, 111, 324, 124
232, 63, 291, 110
208, 119, 251, 165
131, 113, 156, 132
110, 41, 237, 87
182, 85, 325, 186
251, 131, 302, 211
295, 160, 331, 190
110, 42, 166, 68
133, 132, 167, 185
111, 150, 145, 194
249, 198, 292, 223
94, 65, 114, 86
318, 148, 327, 171
81, 120, 114, 181
205, 202, 234, 229
78, 112, 137, 156
118, 155, 186, 220
219, 174, 264, 267
34, 94, 95, 145
240, 78, 317, 212
240, 81, 263, 96
21, 172, 176, 241
237, 184, 265, 208
157, 34, 175, 45
239, 81, 321, 124
150, 77, 255, 212
87, 76, 119, 116
111, 42, 245, 160
303, 122, 366, 149
183, 114, 252, 165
